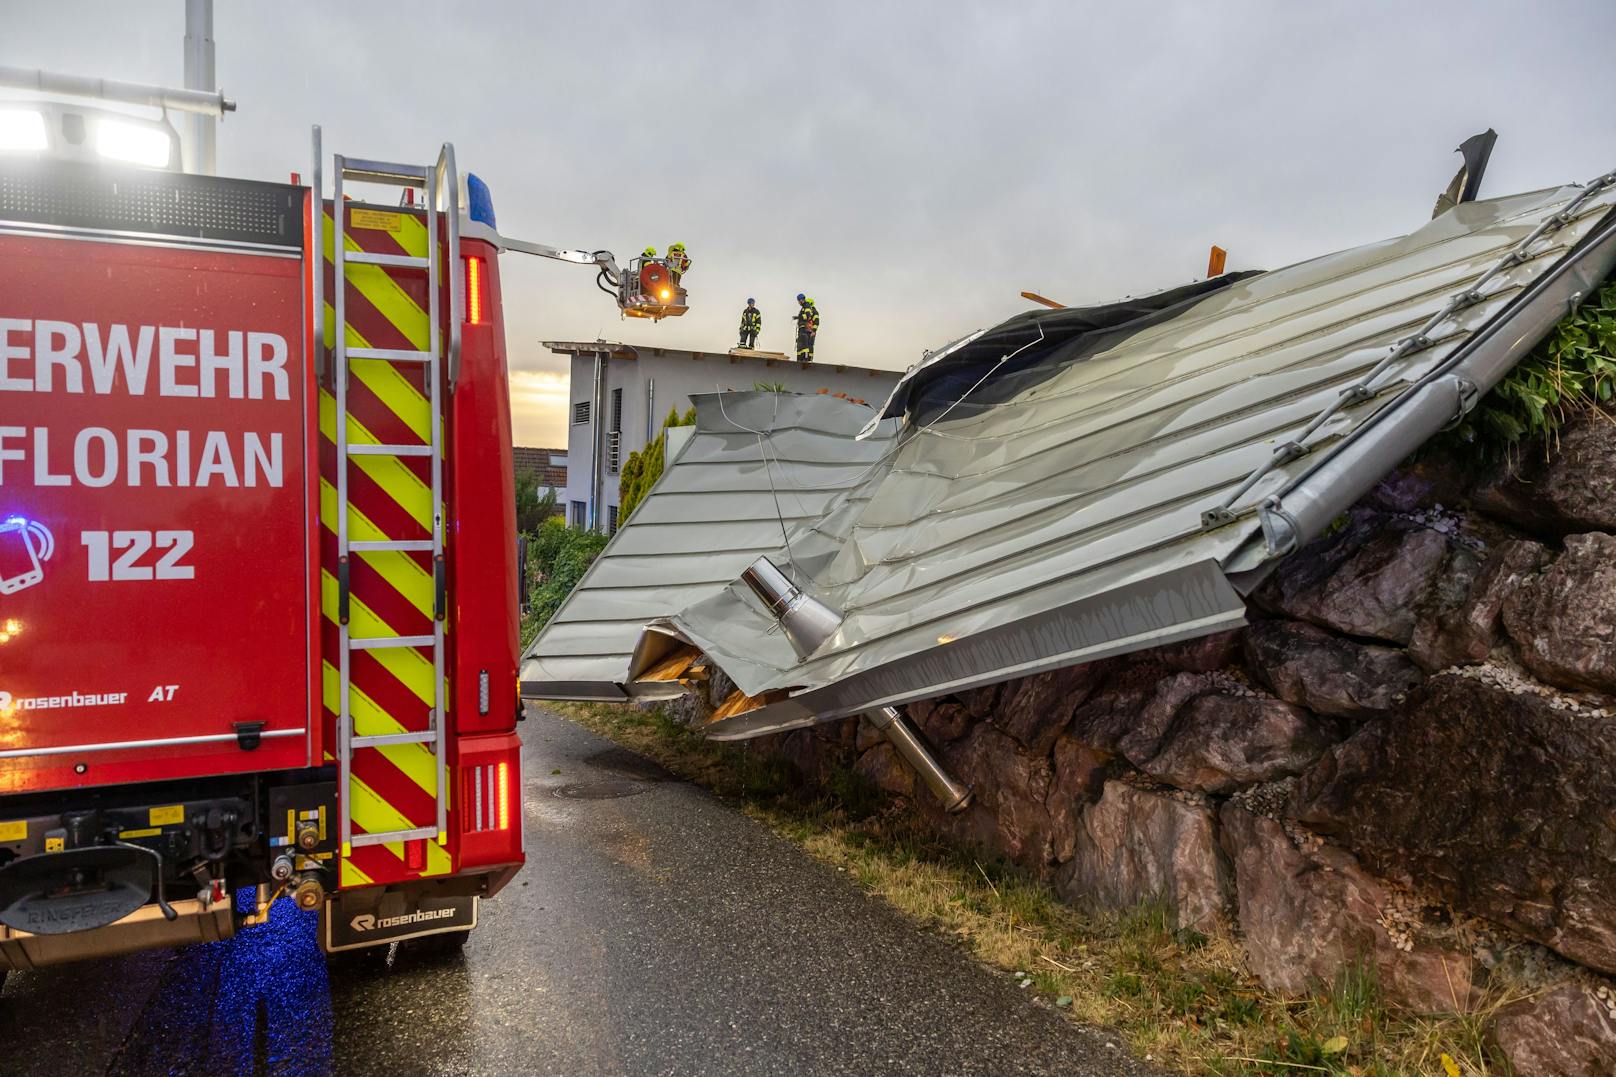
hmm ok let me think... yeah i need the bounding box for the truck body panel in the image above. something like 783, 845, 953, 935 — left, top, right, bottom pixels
0, 218, 319, 795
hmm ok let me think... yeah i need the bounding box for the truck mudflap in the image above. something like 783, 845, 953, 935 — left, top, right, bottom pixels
321, 887, 475, 952
0, 893, 233, 973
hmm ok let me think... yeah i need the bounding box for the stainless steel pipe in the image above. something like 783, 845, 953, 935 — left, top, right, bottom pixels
0, 65, 235, 118
739, 556, 845, 659
866, 706, 973, 813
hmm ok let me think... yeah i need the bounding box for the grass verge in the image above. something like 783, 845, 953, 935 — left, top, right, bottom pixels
550, 701, 1519, 1075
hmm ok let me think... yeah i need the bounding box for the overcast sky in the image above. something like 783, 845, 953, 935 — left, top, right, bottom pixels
10, 1, 1616, 446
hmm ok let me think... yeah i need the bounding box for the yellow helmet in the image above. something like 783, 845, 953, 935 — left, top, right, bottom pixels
670, 242, 686, 251
643, 246, 657, 257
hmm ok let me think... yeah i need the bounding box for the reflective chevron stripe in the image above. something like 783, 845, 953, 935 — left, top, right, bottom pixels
321, 199, 452, 885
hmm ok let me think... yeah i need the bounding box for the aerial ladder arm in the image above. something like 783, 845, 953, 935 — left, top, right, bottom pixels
493, 234, 688, 321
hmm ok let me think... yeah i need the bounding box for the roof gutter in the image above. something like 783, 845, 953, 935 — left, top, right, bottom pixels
1225, 200, 1616, 579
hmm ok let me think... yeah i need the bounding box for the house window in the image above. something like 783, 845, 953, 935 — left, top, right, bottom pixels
610, 387, 623, 432
570, 500, 587, 528
573, 401, 590, 425
606, 431, 621, 474
608, 505, 620, 534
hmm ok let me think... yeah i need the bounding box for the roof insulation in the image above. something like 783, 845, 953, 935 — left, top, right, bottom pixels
523, 172, 1616, 740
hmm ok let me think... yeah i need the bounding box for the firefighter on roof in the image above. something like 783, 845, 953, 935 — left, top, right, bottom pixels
739, 298, 762, 349
795, 294, 819, 363
667, 242, 690, 282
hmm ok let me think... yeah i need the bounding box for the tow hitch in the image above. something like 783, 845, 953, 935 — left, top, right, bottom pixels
0, 842, 176, 935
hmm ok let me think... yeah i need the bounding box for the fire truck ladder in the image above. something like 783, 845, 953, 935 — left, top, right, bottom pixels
319, 139, 462, 856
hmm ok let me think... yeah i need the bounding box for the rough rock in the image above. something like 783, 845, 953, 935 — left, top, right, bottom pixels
906, 698, 974, 744
854, 716, 884, 752
1046, 735, 1111, 864
853, 743, 915, 798
1245, 618, 1423, 718
930, 723, 1056, 866
662, 690, 710, 729
1058, 783, 1230, 931
958, 684, 1003, 719
1292, 674, 1616, 974
1067, 668, 1210, 760
705, 662, 737, 712
991, 662, 1106, 755
1474, 411, 1616, 537
1486, 983, 1616, 1073
1220, 805, 1478, 1013
774, 725, 857, 786
1255, 515, 1451, 645
1409, 537, 1548, 672
1137, 692, 1336, 794
1501, 532, 1616, 693
1148, 629, 1244, 672
1491, 983, 1616, 1077
1406, 539, 1483, 665
1366, 443, 1473, 513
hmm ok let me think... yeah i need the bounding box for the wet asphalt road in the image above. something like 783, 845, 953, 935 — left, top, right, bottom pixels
0, 708, 1154, 1076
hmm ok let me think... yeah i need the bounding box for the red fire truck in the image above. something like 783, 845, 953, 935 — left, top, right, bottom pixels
0, 93, 666, 978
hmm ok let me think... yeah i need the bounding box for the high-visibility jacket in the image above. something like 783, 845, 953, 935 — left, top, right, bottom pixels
795, 304, 818, 333
740, 306, 762, 332
668, 250, 691, 276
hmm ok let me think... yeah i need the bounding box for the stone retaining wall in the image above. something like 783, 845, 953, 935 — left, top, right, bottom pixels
674, 411, 1616, 1075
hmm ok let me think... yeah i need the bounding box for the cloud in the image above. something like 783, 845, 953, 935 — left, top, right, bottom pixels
508, 370, 571, 447
10, 1, 1615, 444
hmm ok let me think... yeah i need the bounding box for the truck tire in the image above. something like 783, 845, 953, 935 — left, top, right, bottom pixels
403, 928, 470, 961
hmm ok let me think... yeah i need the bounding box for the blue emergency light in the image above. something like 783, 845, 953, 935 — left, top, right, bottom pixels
466, 173, 496, 229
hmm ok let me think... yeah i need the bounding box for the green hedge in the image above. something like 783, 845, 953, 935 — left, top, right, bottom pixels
619, 405, 696, 521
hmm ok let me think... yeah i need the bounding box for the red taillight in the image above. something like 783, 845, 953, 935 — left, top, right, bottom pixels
495, 761, 510, 831
465, 255, 485, 325
464, 760, 512, 833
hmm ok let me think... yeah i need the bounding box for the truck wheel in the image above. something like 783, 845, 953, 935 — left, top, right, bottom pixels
326, 941, 392, 973
404, 929, 470, 961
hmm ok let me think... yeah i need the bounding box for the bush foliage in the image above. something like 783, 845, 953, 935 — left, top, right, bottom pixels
520, 516, 608, 645
618, 405, 696, 522
1462, 274, 1616, 452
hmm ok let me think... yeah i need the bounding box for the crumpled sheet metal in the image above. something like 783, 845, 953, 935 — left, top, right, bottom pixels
519, 392, 897, 701
523, 178, 1616, 738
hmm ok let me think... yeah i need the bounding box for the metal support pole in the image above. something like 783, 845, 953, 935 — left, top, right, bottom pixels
865, 706, 973, 813
0, 65, 232, 117
590, 354, 606, 532
182, 0, 217, 174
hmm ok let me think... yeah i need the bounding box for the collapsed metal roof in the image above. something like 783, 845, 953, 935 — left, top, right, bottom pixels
520, 392, 898, 699
523, 172, 1616, 740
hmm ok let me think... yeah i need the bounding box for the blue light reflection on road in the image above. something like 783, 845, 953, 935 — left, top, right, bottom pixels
104, 896, 335, 1077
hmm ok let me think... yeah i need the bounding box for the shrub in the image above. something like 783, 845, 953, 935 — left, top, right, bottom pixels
1459, 273, 1616, 454
618, 405, 696, 521
521, 517, 608, 644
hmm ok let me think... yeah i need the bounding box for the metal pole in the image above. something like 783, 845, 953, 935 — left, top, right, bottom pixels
590, 354, 605, 531
865, 706, 973, 813
182, 0, 217, 174
0, 65, 232, 117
